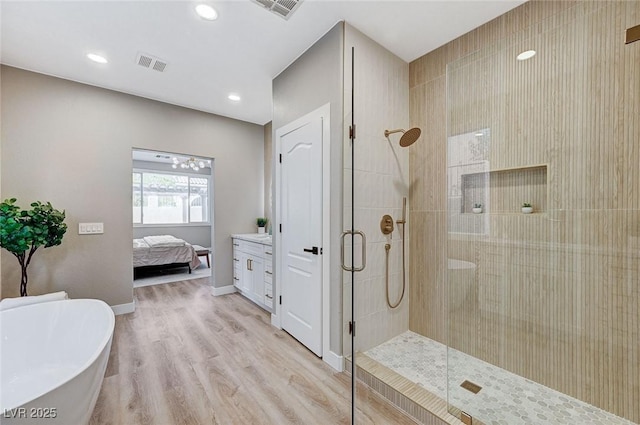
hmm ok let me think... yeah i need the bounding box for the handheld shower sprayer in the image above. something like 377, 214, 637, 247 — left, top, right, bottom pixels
397, 197, 407, 225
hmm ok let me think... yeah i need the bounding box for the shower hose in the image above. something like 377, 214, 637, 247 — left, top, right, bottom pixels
385, 220, 406, 309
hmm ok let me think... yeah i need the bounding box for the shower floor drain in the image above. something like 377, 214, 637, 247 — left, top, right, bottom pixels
460, 380, 482, 394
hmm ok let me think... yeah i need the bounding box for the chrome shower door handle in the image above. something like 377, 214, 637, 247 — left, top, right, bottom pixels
340, 230, 367, 272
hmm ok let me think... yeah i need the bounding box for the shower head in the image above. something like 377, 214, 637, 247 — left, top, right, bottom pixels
384, 127, 422, 147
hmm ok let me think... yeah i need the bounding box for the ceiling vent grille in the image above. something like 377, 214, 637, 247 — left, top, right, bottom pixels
251, 0, 303, 20
136, 52, 168, 73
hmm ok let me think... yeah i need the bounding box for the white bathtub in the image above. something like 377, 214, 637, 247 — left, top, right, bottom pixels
0, 299, 115, 425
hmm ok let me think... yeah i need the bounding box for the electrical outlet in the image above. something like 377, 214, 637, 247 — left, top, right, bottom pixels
78, 222, 104, 235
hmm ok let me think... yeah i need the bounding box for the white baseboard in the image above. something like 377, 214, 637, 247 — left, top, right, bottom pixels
211, 285, 236, 296
111, 301, 135, 315
323, 350, 343, 372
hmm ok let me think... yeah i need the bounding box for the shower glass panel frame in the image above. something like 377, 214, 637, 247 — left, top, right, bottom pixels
446, 3, 639, 424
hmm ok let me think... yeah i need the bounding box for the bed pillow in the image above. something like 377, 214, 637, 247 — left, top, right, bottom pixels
143, 235, 186, 248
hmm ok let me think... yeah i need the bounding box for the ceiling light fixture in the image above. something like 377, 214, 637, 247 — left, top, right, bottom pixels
228, 94, 241, 101
172, 157, 210, 171
87, 53, 108, 64
516, 50, 536, 61
195, 4, 218, 20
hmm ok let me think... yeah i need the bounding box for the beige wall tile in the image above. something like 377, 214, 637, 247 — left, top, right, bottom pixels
408, 1, 640, 422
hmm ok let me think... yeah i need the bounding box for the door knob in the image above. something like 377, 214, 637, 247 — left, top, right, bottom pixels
303, 246, 319, 255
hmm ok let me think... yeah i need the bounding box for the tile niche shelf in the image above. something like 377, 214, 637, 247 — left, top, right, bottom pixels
460, 164, 548, 214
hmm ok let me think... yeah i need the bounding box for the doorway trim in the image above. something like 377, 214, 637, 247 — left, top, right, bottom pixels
273, 103, 334, 368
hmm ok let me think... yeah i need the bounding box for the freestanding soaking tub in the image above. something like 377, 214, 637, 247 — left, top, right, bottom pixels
0, 299, 115, 425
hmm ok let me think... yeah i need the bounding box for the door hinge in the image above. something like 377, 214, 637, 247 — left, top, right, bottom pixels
349, 124, 356, 140
279, 223, 282, 233
279, 153, 282, 163
349, 321, 356, 337
279, 295, 282, 305
320, 247, 323, 255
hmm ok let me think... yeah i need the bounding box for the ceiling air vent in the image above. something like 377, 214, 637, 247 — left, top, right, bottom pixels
251, 0, 303, 20
136, 52, 168, 73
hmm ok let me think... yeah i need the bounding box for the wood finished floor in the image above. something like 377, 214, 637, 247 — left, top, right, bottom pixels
90, 278, 417, 425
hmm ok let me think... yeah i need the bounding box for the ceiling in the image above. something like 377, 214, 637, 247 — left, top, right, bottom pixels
0, 0, 526, 125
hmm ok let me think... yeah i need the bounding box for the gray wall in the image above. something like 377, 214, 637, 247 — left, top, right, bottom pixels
263, 122, 272, 225
132, 159, 212, 248
1, 66, 264, 304
272, 22, 344, 355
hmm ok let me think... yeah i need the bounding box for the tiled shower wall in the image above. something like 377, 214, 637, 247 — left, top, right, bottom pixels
409, 1, 640, 423
343, 24, 410, 354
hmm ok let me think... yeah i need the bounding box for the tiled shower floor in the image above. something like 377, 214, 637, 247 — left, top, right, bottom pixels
365, 331, 634, 425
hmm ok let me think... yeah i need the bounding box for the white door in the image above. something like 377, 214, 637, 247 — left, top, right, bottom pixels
279, 113, 323, 356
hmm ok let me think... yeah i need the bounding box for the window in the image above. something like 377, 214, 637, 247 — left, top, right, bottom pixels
133, 170, 210, 225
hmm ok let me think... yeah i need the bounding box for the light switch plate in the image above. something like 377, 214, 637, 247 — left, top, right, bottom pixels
79, 222, 104, 234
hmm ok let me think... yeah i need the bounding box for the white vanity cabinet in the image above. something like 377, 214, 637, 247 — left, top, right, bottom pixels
232, 235, 273, 312
263, 246, 273, 307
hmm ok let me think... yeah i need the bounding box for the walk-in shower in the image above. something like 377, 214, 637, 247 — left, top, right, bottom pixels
353, 2, 639, 425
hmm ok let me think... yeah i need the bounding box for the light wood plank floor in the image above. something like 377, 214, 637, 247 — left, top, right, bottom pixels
90, 278, 417, 425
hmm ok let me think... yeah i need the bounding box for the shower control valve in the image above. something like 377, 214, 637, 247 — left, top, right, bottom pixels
380, 214, 394, 235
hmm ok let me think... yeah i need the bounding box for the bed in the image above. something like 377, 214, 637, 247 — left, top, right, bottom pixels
133, 235, 201, 278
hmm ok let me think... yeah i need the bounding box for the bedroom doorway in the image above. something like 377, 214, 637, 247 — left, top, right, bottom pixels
131, 148, 214, 287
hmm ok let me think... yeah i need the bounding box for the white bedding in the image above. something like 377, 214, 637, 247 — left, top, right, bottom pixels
143, 234, 186, 248
133, 238, 201, 269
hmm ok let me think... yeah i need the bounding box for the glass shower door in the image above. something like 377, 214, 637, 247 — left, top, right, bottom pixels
446, 3, 639, 424
342, 45, 363, 425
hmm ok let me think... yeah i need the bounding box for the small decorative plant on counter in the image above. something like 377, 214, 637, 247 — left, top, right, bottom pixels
472, 203, 483, 214
256, 217, 268, 234
521, 203, 533, 214
0, 198, 67, 296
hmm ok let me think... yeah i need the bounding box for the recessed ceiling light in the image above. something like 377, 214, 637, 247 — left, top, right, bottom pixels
195, 4, 218, 20
474, 132, 484, 137
228, 94, 241, 102
516, 50, 536, 61
87, 53, 108, 64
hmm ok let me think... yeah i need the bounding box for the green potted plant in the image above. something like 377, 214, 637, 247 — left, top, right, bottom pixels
472, 203, 483, 214
0, 198, 67, 296
521, 202, 533, 214
256, 217, 268, 234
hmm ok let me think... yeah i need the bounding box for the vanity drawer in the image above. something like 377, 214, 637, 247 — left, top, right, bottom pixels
264, 259, 272, 279
238, 240, 263, 256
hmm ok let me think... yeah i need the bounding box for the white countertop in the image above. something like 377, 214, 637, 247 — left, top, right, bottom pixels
231, 233, 272, 246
